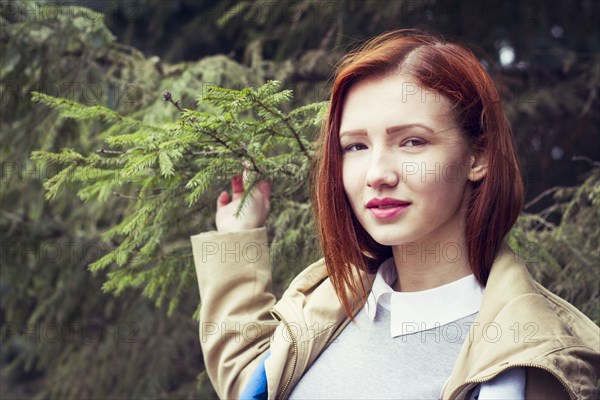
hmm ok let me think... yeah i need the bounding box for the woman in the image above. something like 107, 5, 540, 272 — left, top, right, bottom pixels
190, 30, 599, 399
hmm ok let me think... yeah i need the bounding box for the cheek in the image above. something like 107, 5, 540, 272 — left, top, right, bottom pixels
405, 156, 470, 201
342, 162, 363, 205
441, 161, 468, 183
341, 164, 354, 196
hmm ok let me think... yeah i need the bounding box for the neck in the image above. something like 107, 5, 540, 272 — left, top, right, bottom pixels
391, 236, 472, 292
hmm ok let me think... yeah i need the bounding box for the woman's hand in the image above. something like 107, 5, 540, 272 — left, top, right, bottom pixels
215, 173, 271, 232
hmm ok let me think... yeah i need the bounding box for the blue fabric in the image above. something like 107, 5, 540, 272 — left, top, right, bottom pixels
239, 350, 270, 400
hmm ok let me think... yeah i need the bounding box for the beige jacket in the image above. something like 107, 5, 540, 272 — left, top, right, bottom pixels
191, 227, 600, 399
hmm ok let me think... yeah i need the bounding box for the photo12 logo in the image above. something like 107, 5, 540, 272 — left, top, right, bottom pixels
1, 1, 105, 24
0, 82, 142, 106
1, 322, 140, 344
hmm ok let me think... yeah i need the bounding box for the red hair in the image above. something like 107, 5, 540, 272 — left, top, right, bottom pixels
310, 29, 524, 316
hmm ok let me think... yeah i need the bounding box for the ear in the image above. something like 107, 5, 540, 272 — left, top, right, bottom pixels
467, 149, 487, 182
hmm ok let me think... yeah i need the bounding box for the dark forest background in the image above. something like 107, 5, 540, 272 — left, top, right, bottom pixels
1, 0, 598, 398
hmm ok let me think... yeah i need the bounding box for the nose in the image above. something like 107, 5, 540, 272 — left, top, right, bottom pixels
365, 150, 399, 189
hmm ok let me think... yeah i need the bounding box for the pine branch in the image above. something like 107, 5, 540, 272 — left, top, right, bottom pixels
253, 97, 309, 157
32, 79, 324, 315
163, 90, 184, 112
112, 191, 162, 200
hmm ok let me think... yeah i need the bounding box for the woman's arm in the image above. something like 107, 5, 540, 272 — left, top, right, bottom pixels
190, 174, 276, 398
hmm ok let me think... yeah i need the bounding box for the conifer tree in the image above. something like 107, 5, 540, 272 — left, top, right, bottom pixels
0, 1, 289, 397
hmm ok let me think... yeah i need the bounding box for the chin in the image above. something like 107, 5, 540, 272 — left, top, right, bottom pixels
368, 233, 410, 247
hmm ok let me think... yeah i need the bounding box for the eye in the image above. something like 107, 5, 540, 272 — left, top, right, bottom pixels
403, 138, 427, 147
343, 143, 368, 153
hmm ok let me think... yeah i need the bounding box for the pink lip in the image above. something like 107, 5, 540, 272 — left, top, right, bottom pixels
366, 198, 411, 208
366, 198, 411, 220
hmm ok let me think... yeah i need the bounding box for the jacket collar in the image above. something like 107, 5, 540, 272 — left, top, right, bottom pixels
442, 241, 599, 399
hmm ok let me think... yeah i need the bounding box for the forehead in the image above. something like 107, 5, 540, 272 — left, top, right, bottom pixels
339, 74, 456, 133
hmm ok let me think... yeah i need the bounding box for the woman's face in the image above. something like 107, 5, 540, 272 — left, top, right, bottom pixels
340, 74, 478, 248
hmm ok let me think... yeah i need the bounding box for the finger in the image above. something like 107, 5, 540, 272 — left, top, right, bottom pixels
258, 180, 271, 199
217, 190, 229, 207
231, 175, 243, 200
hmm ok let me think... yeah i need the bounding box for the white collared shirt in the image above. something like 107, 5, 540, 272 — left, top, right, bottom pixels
364, 257, 485, 338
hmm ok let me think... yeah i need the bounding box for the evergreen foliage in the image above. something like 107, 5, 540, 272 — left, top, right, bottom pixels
510, 163, 600, 325
0, 1, 263, 398
30, 81, 326, 317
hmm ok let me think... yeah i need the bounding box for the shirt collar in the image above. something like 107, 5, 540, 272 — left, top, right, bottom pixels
364, 257, 484, 338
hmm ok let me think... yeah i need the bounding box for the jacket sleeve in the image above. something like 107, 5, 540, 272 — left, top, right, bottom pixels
190, 227, 278, 399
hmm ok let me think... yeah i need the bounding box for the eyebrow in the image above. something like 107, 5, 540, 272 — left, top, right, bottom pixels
339, 123, 435, 138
